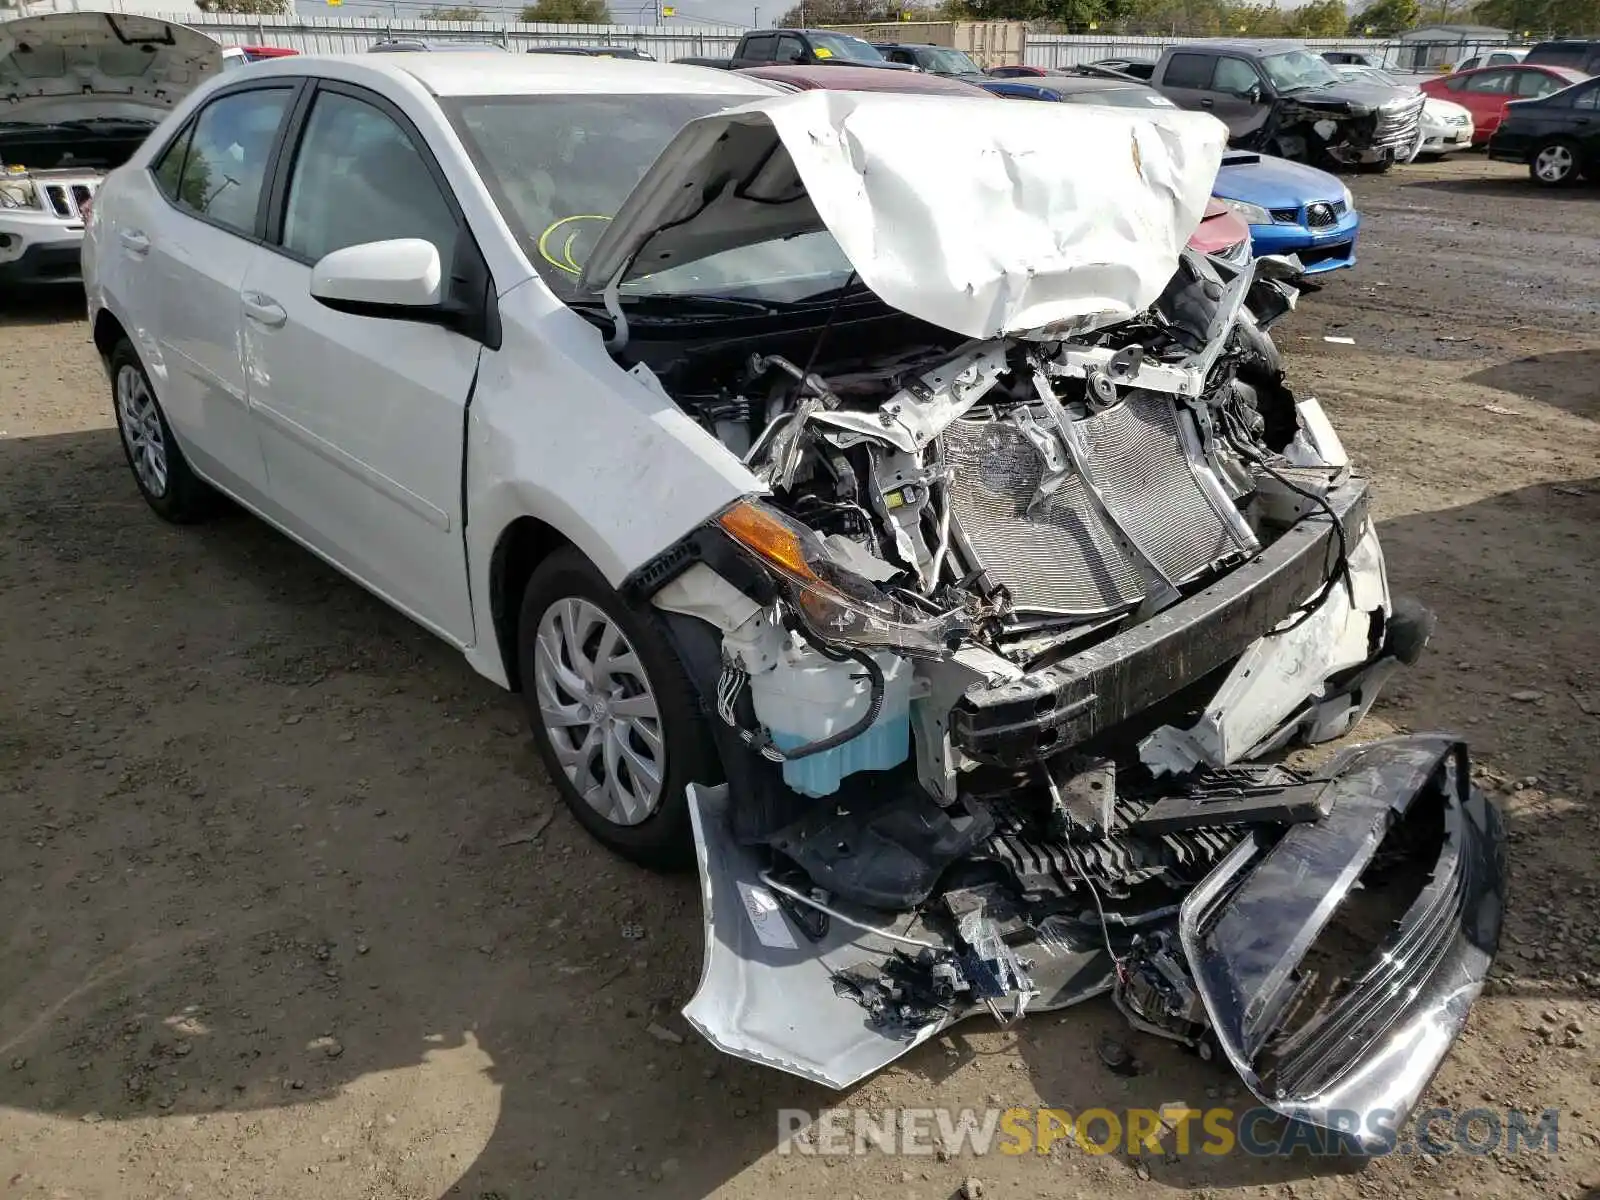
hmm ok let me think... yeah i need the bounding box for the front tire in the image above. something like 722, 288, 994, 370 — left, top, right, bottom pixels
1530, 139, 1580, 188
109, 339, 215, 523
516, 547, 721, 870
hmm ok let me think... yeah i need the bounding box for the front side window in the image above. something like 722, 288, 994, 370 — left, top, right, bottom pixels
281, 90, 458, 274
775, 35, 805, 63
1163, 52, 1214, 90
448, 92, 853, 304
170, 88, 293, 235
1213, 57, 1260, 95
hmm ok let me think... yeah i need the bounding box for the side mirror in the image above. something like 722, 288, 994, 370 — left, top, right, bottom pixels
1243, 83, 1264, 103
310, 238, 443, 312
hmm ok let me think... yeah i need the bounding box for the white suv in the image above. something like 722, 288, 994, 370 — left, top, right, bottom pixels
0, 12, 218, 287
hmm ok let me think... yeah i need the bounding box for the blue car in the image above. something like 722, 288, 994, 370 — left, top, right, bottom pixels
1212, 151, 1360, 275
977, 73, 1362, 274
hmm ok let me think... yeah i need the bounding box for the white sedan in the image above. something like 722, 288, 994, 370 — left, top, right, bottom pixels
81, 52, 1492, 1136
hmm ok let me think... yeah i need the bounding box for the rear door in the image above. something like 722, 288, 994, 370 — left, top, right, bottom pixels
132, 82, 300, 503
239, 81, 485, 643
1455, 69, 1516, 137
1158, 50, 1220, 115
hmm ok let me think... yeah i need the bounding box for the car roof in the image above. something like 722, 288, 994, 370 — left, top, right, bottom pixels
244, 52, 776, 98
1175, 39, 1306, 55
737, 63, 990, 95
1446, 62, 1588, 80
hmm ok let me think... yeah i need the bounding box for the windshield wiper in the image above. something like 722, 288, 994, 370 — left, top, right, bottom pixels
569, 293, 780, 322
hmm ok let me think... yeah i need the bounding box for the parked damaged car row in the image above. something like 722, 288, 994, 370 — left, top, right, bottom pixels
82, 50, 1506, 1145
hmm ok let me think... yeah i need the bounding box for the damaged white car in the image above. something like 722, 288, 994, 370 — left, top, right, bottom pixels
0, 13, 219, 286
81, 54, 1504, 1147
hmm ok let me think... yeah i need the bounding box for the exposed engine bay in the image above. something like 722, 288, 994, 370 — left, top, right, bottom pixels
610, 246, 1503, 1146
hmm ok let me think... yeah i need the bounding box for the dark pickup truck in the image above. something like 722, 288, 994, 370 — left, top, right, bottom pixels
1147, 40, 1424, 171
677, 28, 912, 71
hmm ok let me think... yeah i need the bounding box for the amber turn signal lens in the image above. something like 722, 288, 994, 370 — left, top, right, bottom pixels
717, 501, 816, 581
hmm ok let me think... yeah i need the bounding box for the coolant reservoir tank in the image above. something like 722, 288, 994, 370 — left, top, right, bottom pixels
747, 639, 911, 798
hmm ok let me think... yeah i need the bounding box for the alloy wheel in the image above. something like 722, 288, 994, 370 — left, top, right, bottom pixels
532, 596, 665, 826
116, 364, 168, 498
1535, 144, 1574, 183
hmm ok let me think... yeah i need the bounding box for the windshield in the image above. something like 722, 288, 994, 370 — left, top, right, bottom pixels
1259, 50, 1340, 91
1066, 85, 1176, 108
917, 47, 981, 74
808, 33, 883, 62
447, 93, 854, 305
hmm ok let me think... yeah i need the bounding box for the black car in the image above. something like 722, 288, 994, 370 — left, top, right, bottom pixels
1524, 38, 1600, 75
1488, 74, 1600, 186
527, 45, 654, 59
871, 42, 986, 79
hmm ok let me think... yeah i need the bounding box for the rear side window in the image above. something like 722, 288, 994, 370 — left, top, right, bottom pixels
1575, 84, 1600, 111
169, 88, 294, 236
1517, 71, 1562, 97
1164, 53, 1214, 89
151, 121, 195, 201
1526, 42, 1587, 68
281, 90, 458, 274
1463, 71, 1512, 94
741, 34, 775, 62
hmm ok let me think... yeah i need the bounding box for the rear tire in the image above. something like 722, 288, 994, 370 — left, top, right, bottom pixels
109, 339, 215, 523
1529, 139, 1581, 188
516, 546, 722, 871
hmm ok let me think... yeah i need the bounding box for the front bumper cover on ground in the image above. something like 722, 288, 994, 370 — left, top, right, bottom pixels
682, 733, 1506, 1145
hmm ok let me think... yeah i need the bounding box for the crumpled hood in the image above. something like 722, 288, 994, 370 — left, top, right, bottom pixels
1285, 79, 1418, 116
577, 88, 1227, 340
0, 13, 221, 126
1214, 152, 1345, 210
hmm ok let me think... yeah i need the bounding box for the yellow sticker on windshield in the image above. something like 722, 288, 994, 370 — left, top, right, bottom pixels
814, 46, 833, 58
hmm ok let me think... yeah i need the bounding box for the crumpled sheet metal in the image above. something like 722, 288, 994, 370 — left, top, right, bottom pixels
583, 89, 1229, 341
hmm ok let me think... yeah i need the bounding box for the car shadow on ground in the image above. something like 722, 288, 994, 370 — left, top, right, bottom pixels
0, 428, 1591, 1198
1466, 349, 1600, 421
1400, 175, 1600, 201
0, 284, 87, 329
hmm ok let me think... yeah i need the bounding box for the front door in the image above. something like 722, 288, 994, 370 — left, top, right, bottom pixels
241, 83, 482, 644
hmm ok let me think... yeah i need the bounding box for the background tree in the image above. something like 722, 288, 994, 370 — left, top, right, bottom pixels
1346, 0, 1419, 35
421, 5, 486, 18
519, 0, 613, 20
1473, 0, 1600, 35
1282, 0, 1347, 36
194, 0, 291, 13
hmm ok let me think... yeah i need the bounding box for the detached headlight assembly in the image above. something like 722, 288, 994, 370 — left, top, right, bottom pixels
1218, 197, 1272, 226
715, 499, 967, 658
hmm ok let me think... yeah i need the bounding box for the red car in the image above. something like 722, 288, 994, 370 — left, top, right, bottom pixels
737, 64, 1252, 262
1421, 64, 1590, 144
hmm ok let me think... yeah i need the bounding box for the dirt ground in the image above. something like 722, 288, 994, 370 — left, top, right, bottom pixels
2, 154, 1599, 1200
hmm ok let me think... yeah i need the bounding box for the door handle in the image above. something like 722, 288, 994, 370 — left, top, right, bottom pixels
1199, 98, 1215, 108
118, 229, 150, 256
242, 292, 287, 328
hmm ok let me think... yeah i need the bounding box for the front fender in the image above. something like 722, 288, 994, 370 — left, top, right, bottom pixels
461, 283, 760, 683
